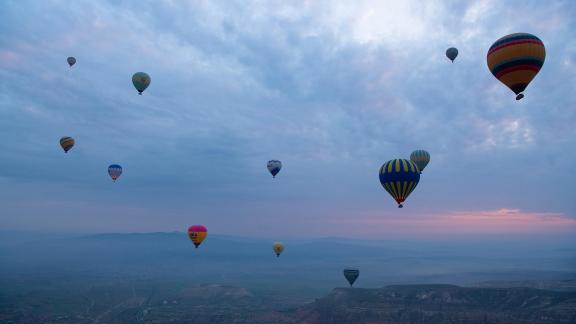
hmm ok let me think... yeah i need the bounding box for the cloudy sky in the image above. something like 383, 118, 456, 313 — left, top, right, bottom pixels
1, 0, 575, 239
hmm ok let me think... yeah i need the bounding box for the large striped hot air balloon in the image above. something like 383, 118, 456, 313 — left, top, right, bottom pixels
59, 136, 75, 153
410, 150, 430, 173
487, 33, 545, 100
188, 225, 207, 248
379, 159, 420, 208
108, 164, 123, 182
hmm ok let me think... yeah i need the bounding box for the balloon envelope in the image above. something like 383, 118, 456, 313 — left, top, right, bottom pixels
188, 225, 207, 248
132, 72, 151, 94
108, 164, 122, 181
379, 159, 420, 208
67, 57, 76, 67
267, 160, 282, 178
273, 242, 284, 257
343, 268, 359, 287
487, 33, 545, 100
59, 136, 75, 153
446, 47, 458, 62
410, 150, 430, 173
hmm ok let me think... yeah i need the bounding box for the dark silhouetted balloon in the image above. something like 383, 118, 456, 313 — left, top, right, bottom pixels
343, 268, 359, 287
446, 47, 458, 62
67, 57, 76, 67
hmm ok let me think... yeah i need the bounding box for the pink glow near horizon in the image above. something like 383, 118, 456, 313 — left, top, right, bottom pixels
317, 208, 576, 238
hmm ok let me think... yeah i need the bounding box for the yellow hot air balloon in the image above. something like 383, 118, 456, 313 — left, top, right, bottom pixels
273, 242, 284, 257
487, 33, 545, 100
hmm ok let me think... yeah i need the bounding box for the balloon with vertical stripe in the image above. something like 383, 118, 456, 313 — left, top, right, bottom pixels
379, 159, 420, 208
410, 150, 430, 173
188, 225, 207, 248
487, 33, 545, 100
59, 136, 75, 153
108, 164, 122, 182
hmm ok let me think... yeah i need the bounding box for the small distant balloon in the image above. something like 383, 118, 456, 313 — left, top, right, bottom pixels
273, 242, 284, 257
343, 268, 359, 287
445, 47, 458, 62
132, 72, 151, 95
108, 164, 122, 182
267, 160, 282, 178
188, 225, 207, 248
379, 159, 420, 208
487, 33, 545, 100
59, 136, 75, 153
67, 57, 76, 67
409, 150, 430, 173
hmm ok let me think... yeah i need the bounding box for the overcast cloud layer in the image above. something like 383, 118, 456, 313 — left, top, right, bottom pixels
1, 0, 575, 238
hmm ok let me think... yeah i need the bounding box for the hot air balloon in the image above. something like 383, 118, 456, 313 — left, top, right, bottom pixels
409, 150, 430, 173
273, 242, 284, 257
487, 33, 545, 100
343, 268, 359, 287
108, 164, 122, 182
379, 159, 420, 208
67, 57, 76, 67
132, 72, 151, 95
267, 160, 282, 178
446, 47, 458, 62
188, 225, 207, 248
59, 136, 75, 153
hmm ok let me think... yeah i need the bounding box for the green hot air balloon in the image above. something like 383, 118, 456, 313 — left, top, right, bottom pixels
446, 47, 458, 62
343, 268, 359, 287
410, 150, 430, 173
132, 72, 151, 95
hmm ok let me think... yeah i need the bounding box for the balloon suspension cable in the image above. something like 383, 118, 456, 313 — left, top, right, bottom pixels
516, 93, 524, 100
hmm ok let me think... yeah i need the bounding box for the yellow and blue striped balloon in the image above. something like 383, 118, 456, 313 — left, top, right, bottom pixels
410, 150, 430, 173
379, 159, 420, 208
